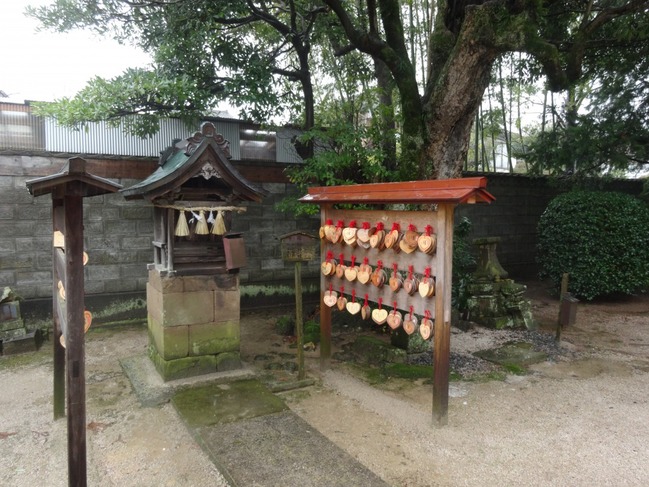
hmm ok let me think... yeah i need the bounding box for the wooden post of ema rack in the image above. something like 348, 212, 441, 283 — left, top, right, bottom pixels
26, 157, 122, 487
432, 204, 454, 425
319, 204, 333, 370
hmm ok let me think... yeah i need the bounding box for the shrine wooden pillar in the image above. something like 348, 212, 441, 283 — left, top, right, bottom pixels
27, 158, 122, 487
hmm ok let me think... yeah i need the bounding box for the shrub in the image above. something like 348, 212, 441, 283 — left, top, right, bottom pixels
303, 320, 320, 344
537, 190, 649, 300
452, 216, 476, 313
274, 315, 295, 335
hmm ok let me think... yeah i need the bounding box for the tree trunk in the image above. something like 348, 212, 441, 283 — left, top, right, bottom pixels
420, 7, 499, 179
422, 18, 498, 179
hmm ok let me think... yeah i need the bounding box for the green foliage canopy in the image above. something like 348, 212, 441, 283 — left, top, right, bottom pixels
28, 0, 649, 180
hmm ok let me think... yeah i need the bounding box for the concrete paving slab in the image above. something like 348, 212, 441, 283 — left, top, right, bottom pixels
190, 410, 390, 487
123, 355, 389, 486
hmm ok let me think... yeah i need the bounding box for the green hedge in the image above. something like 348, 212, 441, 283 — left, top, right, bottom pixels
537, 190, 649, 300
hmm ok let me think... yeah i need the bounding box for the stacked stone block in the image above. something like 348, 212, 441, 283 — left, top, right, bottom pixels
146, 270, 242, 381
0, 299, 38, 355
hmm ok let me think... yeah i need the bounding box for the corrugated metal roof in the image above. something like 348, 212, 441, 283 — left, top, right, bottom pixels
0, 102, 303, 164
44, 117, 191, 157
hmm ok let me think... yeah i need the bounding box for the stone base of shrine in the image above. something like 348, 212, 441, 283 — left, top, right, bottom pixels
146, 270, 242, 381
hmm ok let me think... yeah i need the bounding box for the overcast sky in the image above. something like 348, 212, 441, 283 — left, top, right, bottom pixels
1, 1, 151, 104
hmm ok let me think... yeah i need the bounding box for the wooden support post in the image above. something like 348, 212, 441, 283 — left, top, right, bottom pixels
52, 195, 65, 420
166, 207, 175, 271
556, 273, 569, 343
433, 204, 454, 426
64, 187, 87, 487
27, 157, 121, 487
319, 206, 332, 370
295, 261, 305, 380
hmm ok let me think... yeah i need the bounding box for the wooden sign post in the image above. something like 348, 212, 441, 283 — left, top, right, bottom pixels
280, 232, 319, 380
300, 178, 494, 425
27, 158, 121, 487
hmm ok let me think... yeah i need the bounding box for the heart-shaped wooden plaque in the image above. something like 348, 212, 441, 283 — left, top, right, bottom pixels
403, 315, 419, 335
403, 276, 419, 296
419, 318, 433, 340
361, 304, 372, 320
371, 308, 389, 325
369, 230, 385, 249
371, 269, 386, 288
399, 239, 416, 254
357, 268, 371, 284
346, 301, 361, 315
342, 227, 357, 246
389, 274, 402, 292
331, 227, 343, 244
384, 230, 400, 249
335, 264, 346, 279
323, 291, 338, 307
344, 266, 358, 282
418, 234, 437, 254
386, 310, 403, 330
418, 279, 434, 298
321, 261, 333, 276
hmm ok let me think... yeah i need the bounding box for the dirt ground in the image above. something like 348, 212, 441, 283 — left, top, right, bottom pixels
2, 281, 649, 486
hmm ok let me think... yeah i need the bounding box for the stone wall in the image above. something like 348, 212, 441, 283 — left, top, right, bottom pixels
0, 154, 320, 308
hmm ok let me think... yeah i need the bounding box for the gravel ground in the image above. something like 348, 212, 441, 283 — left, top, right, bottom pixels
0, 326, 228, 487
2, 282, 649, 487
285, 285, 649, 486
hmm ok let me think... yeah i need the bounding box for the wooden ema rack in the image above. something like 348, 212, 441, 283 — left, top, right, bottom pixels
300, 177, 494, 425
26, 158, 122, 487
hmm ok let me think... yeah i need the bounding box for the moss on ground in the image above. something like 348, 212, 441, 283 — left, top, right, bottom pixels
172, 379, 287, 428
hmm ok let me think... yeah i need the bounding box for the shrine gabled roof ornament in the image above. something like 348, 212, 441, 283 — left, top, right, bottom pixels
300, 177, 495, 205
121, 122, 266, 204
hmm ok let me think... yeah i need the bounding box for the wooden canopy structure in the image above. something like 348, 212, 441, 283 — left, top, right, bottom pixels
300, 177, 495, 205
121, 122, 264, 204
26, 157, 122, 487
121, 122, 267, 275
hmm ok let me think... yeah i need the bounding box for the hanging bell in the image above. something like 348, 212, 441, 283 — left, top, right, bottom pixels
212, 210, 227, 235
195, 210, 209, 235
174, 210, 190, 237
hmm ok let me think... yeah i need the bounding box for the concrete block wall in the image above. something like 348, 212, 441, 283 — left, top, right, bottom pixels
0, 173, 152, 299
230, 181, 321, 299
458, 173, 644, 278
3, 155, 643, 304
0, 155, 321, 306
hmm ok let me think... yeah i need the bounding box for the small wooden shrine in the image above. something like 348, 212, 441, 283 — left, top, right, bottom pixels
300, 177, 494, 424
122, 122, 266, 380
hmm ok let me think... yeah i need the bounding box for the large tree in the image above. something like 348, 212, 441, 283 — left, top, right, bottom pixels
30, 0, 649, 179
523, 9, 649, 176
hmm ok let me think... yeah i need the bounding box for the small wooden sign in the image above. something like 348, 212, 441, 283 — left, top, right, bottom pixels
280, 231, 318, 262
